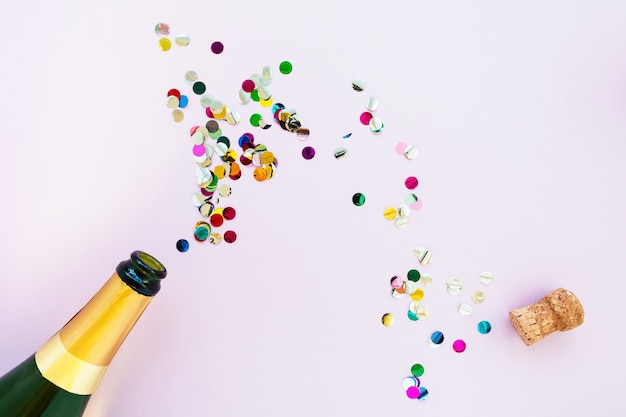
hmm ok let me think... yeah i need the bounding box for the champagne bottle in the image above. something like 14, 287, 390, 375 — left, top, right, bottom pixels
0, 250, 166, 417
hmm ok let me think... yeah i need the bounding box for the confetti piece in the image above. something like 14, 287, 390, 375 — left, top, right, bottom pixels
211, 41, 224, 54
175, 239, 189, 252
478, 321, 492, 334
452, 340, 466, 353
279, 60, 293, 74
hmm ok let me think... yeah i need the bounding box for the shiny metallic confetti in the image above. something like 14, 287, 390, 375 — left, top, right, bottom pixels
175, 34, 190, 47
301, 146, 315, 160
394, 217, 409, 228
352, 193, 365, 206
413, 246, 432, 265
471, 290, 485, 304
333, 147, 347, 160
366, 96, 379, 111
410, 363, 425, 377
458, 303, 474, 316
477, 320, 492, 334
418, 387, 429, 400
154, 23, 170, 37
429, 331, 444, 348
419, 274, 432, 286
175, 239, 189, 252
381, 313, 395, 327
479, 271, 494, 285
405, 176, 419, 190
404, 145, 419, 160
446, 277, 463, 295
224, 230, 237, 243
352, 78, 366, 91
401, 376, 420, 390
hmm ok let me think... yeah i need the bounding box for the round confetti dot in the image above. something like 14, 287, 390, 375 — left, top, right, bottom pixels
404, 145, 419, 160
369, 116, 383, 132
405, 176, 419, 190
242, 79, 255, 93
420, 274, 433, 286
453, 339, 466, 353
410, 288, 424, 301
352, 78, 366, 91
223, 206, 236, 220
178, 95, 189, 108
167, 88, 181, 99
158, 38, 172, 51
383, 206, 397, 221
411, 302, 429, 319
405, 193, 418, 205
418, 387, 429, 401
366, 96, 379, 111
478, 320, 492, 334
407, 310, 418, 321
459, 303, 474, 316
410, 364, 424, 377
154, 23, 170, 37
176, 239, 189, 252
352, 193, 365, 206
259, 98, 273, 108
472, 290, 485, 304
210, 213, 224, 227
224, 230, 237, 243
430, 331, 444, 346
381, 313, 395, 327
208, 232, 222, 245
211, 41, 224, 54
390, 275, 404, 289
302, 146, 315, 160
446, 277, 463, 295
253, 167, 267, 181
192, 81, 206, 95
413, 246, 431, 265
480, 271, 494, 285
184, 70, 198, 84
406, 386, 420, 399
250, 113, 262, 127
175, 34, 190, 47
166, 96, 179, 109
395, 142, 408, 156
359, 112, 373, 125
407, 269, 421, 282
250, 89, 260, 102
296, 128, 310, 141
279, 60, 293, 74
218, 184, 232, 197
401, 376, 420, 390
409, 199, 423, 211
172, 109, 184, 123
334, 147, 347, 160
194, 226, 209, 242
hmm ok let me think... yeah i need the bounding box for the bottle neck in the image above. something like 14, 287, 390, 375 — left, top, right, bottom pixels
34, 273, 154, 395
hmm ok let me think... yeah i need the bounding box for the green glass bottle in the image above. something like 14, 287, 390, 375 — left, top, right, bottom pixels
0, 251, 166, 417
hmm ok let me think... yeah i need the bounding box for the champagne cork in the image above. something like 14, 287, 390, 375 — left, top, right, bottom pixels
509, 288, 584, 346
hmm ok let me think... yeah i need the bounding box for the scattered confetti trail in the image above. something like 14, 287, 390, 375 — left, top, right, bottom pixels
154, 23, 494, 403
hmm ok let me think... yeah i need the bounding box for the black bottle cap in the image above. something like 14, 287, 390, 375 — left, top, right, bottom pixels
116, 251, 167, 296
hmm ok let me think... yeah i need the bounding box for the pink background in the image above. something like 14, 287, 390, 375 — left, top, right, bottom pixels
1, 1, 625, 416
